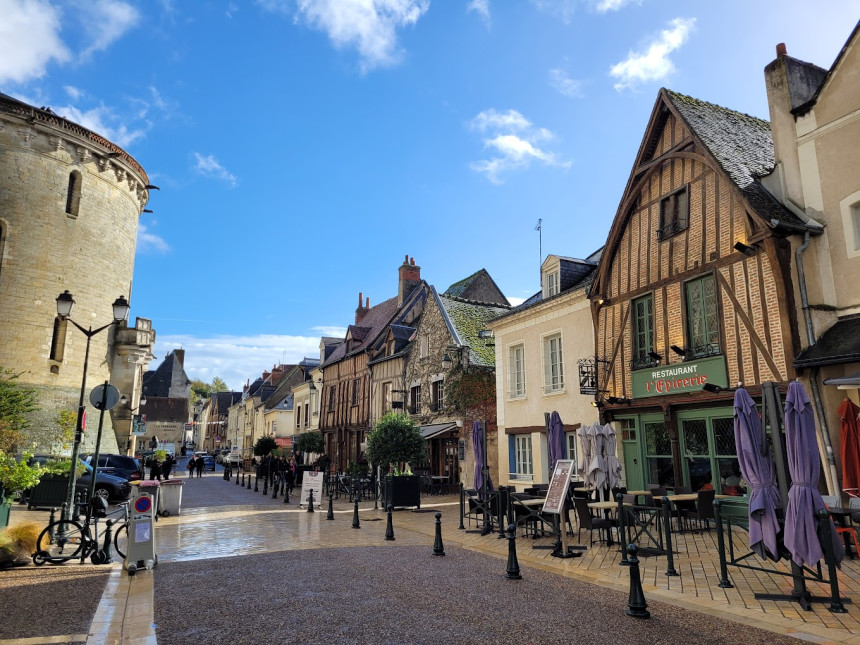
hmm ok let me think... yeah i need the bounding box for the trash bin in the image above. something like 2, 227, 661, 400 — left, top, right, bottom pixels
159, 480, 183, 517
131, 479, 161, 522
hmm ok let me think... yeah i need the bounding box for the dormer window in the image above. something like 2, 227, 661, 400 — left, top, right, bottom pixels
547, 272, 559, 297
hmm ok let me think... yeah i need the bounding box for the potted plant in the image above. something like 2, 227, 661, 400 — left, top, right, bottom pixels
366, 413, 427, 509
0, 452, 44, 528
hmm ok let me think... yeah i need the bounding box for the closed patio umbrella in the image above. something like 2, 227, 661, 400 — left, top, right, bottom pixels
733, 388, 781, 561
783, 381, 844, 568
547, 411, 566, 473
588, 423, 607, 492
838, 398, 860, 496
578, 424, 593, 485
472, 420, 492, 493
603, 423, 622, 490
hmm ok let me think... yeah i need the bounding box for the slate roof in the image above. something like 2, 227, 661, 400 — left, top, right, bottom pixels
794, 317, 860, 369
212, 391, 242, 414
438, 294, 509, 367
141, 397, 188, 423
142, 350, 190, 398
444, 268, 510, 306
321, 296, 401, 367
664, 90, 804, 229
390, 324, 416, 341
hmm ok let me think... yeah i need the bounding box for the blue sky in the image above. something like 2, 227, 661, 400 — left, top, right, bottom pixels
2, 1, 857, 390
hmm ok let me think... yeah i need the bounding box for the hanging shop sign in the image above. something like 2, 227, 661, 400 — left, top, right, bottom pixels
632, 355, 728, 399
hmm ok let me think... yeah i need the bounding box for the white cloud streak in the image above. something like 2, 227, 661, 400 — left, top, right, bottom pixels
529, 0, 575, 24
51, 103, 147, 148
137, 223, 170, 254
610, 17, 696, 91
192, 153, 238, 188
468, 109, 569, 184
592, 0, 641, 13
79, 0, 140, 59
289, 0, 430, 71
154, 333, 325, 391
467, 0, 490, 25
0, 0, 70, 84
311, 325, 347, 338
548, 68, 583, 98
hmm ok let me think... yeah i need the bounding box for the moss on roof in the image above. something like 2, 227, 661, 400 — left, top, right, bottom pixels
440, 296, 508, 367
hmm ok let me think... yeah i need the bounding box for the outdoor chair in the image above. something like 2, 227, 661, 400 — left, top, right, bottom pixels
681, 489, 716, 532
848, 497, 860, 525
825, 503, 860, 558
821, 495, 840, 508
573, 497, 613, 546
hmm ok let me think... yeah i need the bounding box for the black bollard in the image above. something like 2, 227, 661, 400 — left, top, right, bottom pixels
458, 483, 465, 530
102, 520, 114, 564
505, 523, 522, 580
60, 502, 68, 524
48, 508, 57, 542
661, 497, 679, 577
433, 512, 445, 556
247, 472, 252, 489
263, 477, 268, 495
385, 504, 395, 541
352, 495, 361, 529
307, 489, 315, 513
254, 472, 259, 492
73, 492, 81, 522
626, 544, 651, 619
327, 493, 334, 520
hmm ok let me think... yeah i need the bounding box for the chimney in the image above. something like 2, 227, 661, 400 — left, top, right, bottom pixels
355, 291, 369, 324
776, 43, 786, 57
398, 254, 421, 306
174, 348, 185, 367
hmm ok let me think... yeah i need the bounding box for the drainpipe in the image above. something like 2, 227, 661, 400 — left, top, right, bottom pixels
796, 231, 839, 496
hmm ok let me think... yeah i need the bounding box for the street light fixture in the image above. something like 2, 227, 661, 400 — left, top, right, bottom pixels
57, 290, 130, 513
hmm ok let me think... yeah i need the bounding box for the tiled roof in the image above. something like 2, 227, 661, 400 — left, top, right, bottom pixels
322, 296, 400, 367
213, 391, 242, 414
665, 90, 804, 228
444, 268, 509, 306
140, 397, 188, 423
794, 317, 860, 369
439, 295, 509, 367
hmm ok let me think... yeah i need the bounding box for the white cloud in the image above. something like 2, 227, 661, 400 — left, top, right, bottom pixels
468, 109, 569, 184
79, 0, 140, 59
137, 223, 169, 254
0, 0, 70, 84
610, 17, 696, 91
311, 325, 347, 338
467, 0, 490, 25
591, 0, 641, 13
529, 0, 575, 24
52, 103, 146, 148
153, 333, 324, 391
64, 85, 83, 100
192, 153, 238, 188
507, 296, 526, 307
288, 0, 430, 71
548, 68, 583, 98
226, 2, 239, 18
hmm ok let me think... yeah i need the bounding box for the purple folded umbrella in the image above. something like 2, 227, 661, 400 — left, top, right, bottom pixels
547, 411, 565, 473
472, 420, 493, 492
783, 381, 844, 568
733, 388, 781, 560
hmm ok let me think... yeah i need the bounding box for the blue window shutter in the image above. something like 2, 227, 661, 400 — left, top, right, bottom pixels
509, 435, 517, 478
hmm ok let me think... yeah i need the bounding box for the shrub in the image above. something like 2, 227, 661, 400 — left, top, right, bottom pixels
365, 413, 426, 474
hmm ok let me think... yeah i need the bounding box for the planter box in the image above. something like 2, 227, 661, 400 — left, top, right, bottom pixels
384, 475, 421, 509
0, 500, 10, 529
27, 474, 71, 510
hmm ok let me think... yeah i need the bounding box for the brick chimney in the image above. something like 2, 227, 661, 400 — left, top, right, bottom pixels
398, 255, 421, 306
355, 292, 369, 324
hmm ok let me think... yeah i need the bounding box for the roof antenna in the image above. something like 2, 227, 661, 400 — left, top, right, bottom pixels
535, 218, 542, 286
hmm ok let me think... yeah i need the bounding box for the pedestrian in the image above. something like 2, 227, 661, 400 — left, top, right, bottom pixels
195, 455, 204, 478
150, 457, 162, 481
187, 456, 195, 478
162, 453, 174, 480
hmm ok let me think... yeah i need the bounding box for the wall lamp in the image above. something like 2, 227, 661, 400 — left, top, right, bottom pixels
670, 345, 687, 357
590, 400, 604, 408
442, 346, 466, 371
606, 396, 631, 405
733, 241, 756, 256
702, 383, 737, 394
647, 351, 662, 362
596, 296, 610, 306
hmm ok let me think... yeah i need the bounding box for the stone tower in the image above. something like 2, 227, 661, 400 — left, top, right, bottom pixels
0, 92, 156, 454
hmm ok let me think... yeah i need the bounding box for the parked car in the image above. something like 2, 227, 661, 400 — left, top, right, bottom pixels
215, 449, 231, 464
81, 453, 143, 481
25, 456, 132, 504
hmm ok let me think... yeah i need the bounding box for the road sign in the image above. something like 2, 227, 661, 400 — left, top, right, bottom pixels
90, 383, 120, 410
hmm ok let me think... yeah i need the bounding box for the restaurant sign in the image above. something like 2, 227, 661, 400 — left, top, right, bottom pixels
632, 355, 728, 399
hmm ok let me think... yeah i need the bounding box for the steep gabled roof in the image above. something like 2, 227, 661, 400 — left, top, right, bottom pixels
321, 296, 400, 367
436, 290, 509, 368
212, 391, 242, 415
142, 350, 191, 398
444, 269, 510, 306
792, 20, 860, 116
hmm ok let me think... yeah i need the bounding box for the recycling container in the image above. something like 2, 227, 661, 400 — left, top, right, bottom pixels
158, 480, 184, 517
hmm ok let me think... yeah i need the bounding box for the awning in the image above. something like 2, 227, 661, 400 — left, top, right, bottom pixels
823, 375, 860, 389
421, 422, 458, 439
794, 318, 860, 368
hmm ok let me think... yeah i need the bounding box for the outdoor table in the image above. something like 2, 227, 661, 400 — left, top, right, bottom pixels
510, 495, 550, 538
827, 507, 857, 559
625, 490, 653, 498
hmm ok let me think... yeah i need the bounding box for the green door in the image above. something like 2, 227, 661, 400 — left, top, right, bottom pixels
617, 417, 644, 491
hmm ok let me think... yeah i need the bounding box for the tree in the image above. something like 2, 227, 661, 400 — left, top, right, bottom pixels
189, 376, 230, 405
253, 436, 277, 457
365, 413, 427, 473
294, 431, 324, 455
0, 369, 39, 454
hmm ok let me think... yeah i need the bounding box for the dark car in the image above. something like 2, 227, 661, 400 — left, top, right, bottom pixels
81, 453, 143, 481
25, 455, 131, 504
192, 453, 216, 471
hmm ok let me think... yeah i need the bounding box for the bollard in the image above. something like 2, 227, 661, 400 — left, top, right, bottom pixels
497, 486, 507, 539
247, 472, 252, 489
618, 493, 630, 566
433, 512, 445, 556
327, 493, 334, 520
458, 483, 465, 530
307, 489, 315, 513
73, 492, 81, 522
102, 519, 114, 564
263, 477, 268, 495
352, 495, 361, 529
47, 508, 57, 542
255, 472, 259, 492
238, 469, 242, 486
385, 504, 395, 541
626, 544, 651, 619
60, 502, 68, 524
505, 523, 522, 580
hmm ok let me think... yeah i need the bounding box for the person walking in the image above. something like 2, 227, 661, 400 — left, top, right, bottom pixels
150, 457, 162, 481
162, 454, 174, 480
187, 456, 195, 479
195, 454, 205, 478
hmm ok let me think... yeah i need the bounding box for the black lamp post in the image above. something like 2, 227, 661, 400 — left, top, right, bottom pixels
56, 290, 130, 514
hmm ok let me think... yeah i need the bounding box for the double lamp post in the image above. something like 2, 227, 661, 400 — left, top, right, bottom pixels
55, 290, 130, 514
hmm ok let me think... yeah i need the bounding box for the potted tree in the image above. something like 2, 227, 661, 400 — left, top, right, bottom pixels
366, 413, 427, 509
0, 452, 43, 528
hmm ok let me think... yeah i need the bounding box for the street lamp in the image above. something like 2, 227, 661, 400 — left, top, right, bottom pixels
56, 290, 130, 513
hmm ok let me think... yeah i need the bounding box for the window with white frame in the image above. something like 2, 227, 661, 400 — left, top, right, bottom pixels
543, 333, 564, 393
508, 434, 533, 480
508, 344, 525, 398
566, 432, 578, 467
431, 379, 444, 412
304, 402, 309, 427
382, 382, 392, 412
547, 271, 559, 297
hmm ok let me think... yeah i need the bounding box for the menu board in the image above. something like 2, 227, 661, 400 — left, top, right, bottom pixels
542, 460, 574, 515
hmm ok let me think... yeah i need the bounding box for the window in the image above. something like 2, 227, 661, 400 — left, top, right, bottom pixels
49, 316, 67, 362
327, 386, 336, 411
382, 382, 392, 412
685, 274, 720, 358
409, 385, 421, 414
420, 334, 430, 358
680, 414, 743, 495
296, 406, 301, 429
508, 435, 533, 480
543, 333, 564, 393
65, 170, 82, 217
565, 432, 578, 465
852, 202, 860, 251
631, 295, 655, 369
657, 185, 689, 240
430, 380, 444, 412
547, 271, 559, 297
351, 379, 360, 406
645, 421, 674, 487
508, 344, 525, 398
304, 403, 309, 427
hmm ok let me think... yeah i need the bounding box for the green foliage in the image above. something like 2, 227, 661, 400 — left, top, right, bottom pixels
53, 409, 76, 452
444, 366, 496, 420
0, 452, 43, 495
190, 376, 230, 404
0, 368, 39, 454
253, 436, 278, 457
294, 431, 325, 455
365, 413, 427, 472
346, 461, 368, 478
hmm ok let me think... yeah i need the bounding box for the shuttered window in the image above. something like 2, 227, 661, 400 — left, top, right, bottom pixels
543, 333, 564, 393
632, 294, 654, 369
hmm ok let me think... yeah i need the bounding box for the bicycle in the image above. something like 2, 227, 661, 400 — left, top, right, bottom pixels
32, 497, 117, 565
